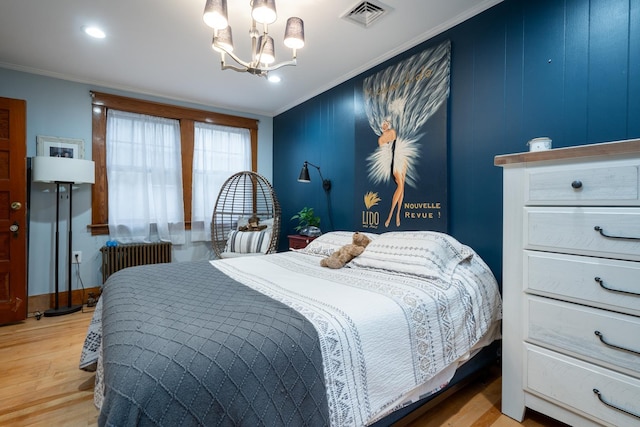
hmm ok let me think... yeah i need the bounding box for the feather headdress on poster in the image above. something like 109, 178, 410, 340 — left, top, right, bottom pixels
363, 40, 451, 188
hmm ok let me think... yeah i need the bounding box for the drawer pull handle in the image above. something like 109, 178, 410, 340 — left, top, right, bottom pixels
594, 331, 640, 355
595, 277, 640, 297
594, 226, 640, 241
571, 180, 582, 189
593, 389, 640, 419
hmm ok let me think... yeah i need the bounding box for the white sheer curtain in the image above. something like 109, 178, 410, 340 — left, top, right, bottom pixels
191, 122, 251, 242
106, 110, 185, 244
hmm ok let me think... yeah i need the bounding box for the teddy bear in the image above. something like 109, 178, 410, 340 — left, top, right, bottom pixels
320, 232, 372, 269
238, 215, 268, 231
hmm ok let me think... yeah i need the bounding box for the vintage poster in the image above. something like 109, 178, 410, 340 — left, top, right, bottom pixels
355, 40, 450, 232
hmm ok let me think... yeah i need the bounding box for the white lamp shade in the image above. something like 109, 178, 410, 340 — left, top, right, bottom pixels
251, 0, 277, 25
284, 17, 304, 49
212, 26, 234, 53
32, 156, 95, 184
203, 0, 228, 30
257, 35, 275, 64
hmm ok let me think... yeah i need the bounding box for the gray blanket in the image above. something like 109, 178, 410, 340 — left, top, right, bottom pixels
99, 260, 329, 426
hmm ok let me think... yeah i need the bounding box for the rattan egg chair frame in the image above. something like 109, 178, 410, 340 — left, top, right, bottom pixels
211, 171, 281, 258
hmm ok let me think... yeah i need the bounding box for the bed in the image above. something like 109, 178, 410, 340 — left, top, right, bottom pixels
80, 230, 502, 426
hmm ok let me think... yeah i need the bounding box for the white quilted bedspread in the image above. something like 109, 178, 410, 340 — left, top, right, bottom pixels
212, 249, 502, 426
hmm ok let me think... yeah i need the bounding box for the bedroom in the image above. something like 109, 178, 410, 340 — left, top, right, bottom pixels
1, 0, 639, 425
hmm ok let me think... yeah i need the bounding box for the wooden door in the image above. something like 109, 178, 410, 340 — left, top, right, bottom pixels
0, 97, 27, 324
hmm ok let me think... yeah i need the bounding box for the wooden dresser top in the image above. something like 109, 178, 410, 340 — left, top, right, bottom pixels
494, 138, 640, 166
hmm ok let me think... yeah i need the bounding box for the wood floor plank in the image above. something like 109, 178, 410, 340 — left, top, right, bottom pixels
0, 308, 568, 427
0, 309, 99, 427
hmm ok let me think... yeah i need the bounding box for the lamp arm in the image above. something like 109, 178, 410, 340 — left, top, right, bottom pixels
215, 26, 298, 76
217, 49, 253, 71
261, 58, 297, 72
221, 62, 261, 74
218, 49, 297, 76
305, 162, 331, 193
255, 27, 269, 67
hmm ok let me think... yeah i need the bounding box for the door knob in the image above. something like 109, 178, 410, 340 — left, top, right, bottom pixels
11, 201, 22, 210
10, 222, 19, 237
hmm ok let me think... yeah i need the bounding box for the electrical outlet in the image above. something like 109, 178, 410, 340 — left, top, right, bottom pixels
72, 251, 82, 264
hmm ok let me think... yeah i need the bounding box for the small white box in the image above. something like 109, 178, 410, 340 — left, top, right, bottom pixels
527, 137, 552, 152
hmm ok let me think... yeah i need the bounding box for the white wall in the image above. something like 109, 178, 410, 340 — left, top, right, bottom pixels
0, 67, 274, 296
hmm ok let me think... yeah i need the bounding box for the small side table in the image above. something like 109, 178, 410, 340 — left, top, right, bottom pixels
287, 234, 318, 250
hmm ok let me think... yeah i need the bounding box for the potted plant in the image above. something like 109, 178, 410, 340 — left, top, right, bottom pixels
291, 207, 321, 236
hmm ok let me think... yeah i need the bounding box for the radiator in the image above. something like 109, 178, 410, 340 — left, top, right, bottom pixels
100, 242, 172, 283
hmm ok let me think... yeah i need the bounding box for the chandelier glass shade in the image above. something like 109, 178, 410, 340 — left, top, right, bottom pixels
203, 0, 304, 77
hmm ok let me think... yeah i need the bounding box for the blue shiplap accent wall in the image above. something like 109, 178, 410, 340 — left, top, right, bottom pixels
273, 0, 640, 281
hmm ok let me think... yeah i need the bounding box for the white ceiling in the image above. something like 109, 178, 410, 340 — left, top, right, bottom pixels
0, 0, 502, 117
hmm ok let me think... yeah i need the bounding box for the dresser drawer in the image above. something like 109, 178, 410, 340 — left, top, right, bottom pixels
525, 251, 640, 316
527, 296, 640, 377
525, 207, 640, 261
525, 345, 640, 427
527, 164, 639, 205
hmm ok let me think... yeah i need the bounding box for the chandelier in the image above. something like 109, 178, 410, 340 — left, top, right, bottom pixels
203, 0, 305, 77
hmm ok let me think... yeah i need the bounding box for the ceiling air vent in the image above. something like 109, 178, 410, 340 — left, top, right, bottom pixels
342, 0, 391, 28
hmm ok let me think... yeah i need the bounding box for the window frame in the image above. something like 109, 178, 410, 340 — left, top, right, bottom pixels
89, 91, 258, 236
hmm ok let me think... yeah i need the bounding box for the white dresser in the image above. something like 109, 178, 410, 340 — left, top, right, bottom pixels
495, 139, 640, 427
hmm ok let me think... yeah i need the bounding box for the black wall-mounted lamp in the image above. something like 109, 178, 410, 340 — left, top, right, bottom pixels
298, 161, 331, 193
297, 161, 333, 230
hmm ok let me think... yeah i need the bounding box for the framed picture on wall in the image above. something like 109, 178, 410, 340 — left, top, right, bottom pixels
354, 40, 451, 232
36, 135, 85, 159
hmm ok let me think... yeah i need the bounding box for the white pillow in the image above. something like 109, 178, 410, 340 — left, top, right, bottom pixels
350, 231, 473, 279
224, 229, 272, 254
298, 231, 379, 257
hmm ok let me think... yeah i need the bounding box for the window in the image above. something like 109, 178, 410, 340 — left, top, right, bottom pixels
106, 110, 185, 243
90, 92, 258, 237
191, 122, 251, 241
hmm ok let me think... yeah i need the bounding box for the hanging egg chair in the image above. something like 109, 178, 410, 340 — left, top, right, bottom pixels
211, 171, 281, 258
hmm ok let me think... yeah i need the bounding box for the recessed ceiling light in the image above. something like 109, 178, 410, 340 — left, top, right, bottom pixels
83, 26, 106, 39
268, 75, 281, 83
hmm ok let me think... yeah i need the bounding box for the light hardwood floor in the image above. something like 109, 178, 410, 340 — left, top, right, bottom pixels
0, 309, 566, 427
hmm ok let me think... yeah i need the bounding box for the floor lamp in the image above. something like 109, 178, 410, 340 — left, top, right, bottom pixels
32, 156, 95, 317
